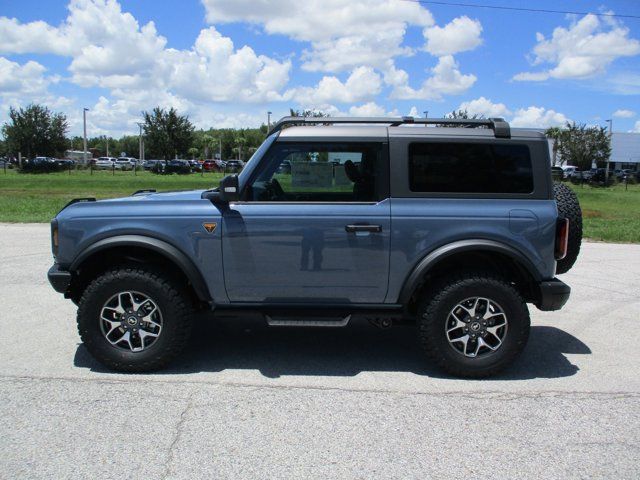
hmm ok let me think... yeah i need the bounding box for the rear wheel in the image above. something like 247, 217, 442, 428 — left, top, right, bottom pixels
418, 273, 530, 378
77, 266, 194, 372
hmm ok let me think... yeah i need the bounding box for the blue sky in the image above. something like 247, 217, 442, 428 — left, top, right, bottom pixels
1, 0, 639, 137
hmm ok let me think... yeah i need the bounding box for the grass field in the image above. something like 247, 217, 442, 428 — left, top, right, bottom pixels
0, 169, 224, 222
0, 169, 638, 243
570, 182, 640, 243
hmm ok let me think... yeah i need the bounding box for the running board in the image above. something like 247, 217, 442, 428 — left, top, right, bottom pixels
265, 314, 351, 328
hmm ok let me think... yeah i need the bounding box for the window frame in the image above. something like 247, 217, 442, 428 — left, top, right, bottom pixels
388, 136, 551, 200
238, 140, 390, 204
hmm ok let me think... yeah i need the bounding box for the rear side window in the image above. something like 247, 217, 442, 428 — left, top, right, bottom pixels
409, 143, 533, 194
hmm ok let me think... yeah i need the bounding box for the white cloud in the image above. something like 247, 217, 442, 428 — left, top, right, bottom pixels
286, 66, 382, 105
0, 0, 291, 106
613, 109, 635, 118
458, 97, 511, 118
514, 13, 640, 81
0, 57, 72, 122
348, 102, 386, 117
201, 0, 434, 73
631, 121, 640, 133
391, 55, 476, 100
424, 16, 482, 56
510, 106, 569, 128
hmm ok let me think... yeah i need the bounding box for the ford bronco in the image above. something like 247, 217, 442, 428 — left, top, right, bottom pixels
48, 116, 582, 377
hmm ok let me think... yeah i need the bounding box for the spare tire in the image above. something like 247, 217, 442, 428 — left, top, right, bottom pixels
553, 182, 582, 274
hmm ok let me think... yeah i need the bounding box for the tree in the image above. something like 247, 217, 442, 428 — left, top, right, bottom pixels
440, 109, 485, 128
545, 126, 563, 166
2, 104, 69, 158
142, 107, 194, 160
555, 122, 611, 170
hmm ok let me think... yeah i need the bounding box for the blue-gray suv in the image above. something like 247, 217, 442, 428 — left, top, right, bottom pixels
48, 116, 582, 377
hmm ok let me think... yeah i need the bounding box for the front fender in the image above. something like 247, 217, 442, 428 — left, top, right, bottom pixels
69, 235, 212, 302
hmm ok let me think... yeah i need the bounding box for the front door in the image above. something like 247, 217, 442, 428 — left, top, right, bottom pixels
222, 141, 390, 304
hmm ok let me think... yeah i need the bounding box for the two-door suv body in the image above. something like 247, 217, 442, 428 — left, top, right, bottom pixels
48, 116, 580, 377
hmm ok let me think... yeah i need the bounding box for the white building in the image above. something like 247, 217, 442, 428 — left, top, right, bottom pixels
610, 132, 640, 171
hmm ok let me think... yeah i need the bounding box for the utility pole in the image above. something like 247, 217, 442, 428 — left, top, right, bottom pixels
605, 119, 612, 183
424, 110, 428, 118
267, 111, 272, 131
83, 108, 89, 165
219, 138, 222, 161
105, 136, 109, 156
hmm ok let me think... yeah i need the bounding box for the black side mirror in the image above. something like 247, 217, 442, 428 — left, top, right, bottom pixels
219, 174, 240, 202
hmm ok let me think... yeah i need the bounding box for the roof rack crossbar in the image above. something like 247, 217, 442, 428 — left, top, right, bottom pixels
268, 116, 511, 138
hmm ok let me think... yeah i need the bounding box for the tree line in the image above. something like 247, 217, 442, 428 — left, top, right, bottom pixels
1, 104, 270, 161
1, 104, 612, 169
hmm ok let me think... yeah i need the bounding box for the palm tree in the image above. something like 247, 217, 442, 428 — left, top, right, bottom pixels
545, 126, 563, 166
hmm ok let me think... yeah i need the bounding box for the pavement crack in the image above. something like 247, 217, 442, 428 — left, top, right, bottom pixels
160, 395, 194, 480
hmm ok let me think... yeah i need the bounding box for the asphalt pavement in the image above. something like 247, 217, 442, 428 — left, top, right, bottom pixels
0, 224, 638, 479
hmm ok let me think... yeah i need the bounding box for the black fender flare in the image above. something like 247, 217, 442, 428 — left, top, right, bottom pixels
398, 239, 542, 305
69, 235, 212, 302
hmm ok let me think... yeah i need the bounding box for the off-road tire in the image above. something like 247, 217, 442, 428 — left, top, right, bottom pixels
77, 266, 194, 372
418, 273, 530, 378
553, 181, 582, 274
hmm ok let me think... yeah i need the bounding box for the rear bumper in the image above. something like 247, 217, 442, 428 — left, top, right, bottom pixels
536, 278, 571, 311
48, 264, 71, 294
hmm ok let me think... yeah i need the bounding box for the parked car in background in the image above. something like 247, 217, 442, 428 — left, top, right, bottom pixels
142, 160, 164, 171
114, 158, 133, 170
95, 157, 117, 170
224, 160, 244, 173
203, 159, 225, 172
118, 157, 138, 168
561, 165, 578, 179
164, 159, 191, 174
32, 156, 55, 164
189, 160, 202, 172
55, 158, 76, 168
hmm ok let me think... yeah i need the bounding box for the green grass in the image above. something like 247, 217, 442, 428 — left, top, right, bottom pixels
0, 169, 639, 243
569, 182, 640, 243
0, 169, 224, 222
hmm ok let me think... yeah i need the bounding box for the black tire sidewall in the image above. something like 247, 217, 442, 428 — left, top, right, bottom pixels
419, 277, 530, 376
78, 269, 191, 369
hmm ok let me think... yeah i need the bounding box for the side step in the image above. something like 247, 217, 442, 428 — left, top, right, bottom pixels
265, 314, 351, 328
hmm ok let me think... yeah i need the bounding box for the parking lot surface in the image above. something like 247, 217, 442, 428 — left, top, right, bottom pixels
1, 224, 639, 479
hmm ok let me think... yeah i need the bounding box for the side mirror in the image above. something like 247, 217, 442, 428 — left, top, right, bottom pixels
219, 174, 240, 202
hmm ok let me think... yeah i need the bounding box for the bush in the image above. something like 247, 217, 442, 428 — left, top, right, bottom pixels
18, 161, 63, 174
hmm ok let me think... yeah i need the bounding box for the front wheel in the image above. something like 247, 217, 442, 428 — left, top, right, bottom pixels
418, 273, 530, 378
77, 267, 194, 372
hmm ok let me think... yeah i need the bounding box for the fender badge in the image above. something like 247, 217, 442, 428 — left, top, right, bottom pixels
203, 222, 217, 233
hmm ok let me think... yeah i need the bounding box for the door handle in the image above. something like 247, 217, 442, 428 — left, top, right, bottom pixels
345, 224, 382, 233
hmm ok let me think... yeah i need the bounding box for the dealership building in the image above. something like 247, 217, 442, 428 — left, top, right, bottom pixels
609, 132, 640, 171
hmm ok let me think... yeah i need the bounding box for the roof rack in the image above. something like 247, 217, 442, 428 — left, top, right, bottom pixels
268, 116, 511, 138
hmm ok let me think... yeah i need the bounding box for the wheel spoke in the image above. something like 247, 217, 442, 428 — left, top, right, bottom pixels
450, 334, 470, 355
101, 316, 122, 336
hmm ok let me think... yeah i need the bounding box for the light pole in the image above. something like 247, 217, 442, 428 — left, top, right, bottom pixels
267, 111, 272, 131
82, 108, 89, 165
605, 119, 612, 182
424, 110, 428, 118
136, 122, 145, 162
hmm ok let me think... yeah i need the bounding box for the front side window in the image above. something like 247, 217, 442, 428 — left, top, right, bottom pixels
409, 142, 533, 194
244, 142, 386, 202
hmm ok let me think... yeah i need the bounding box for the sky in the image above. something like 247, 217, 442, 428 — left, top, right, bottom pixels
1, 0, 639, 137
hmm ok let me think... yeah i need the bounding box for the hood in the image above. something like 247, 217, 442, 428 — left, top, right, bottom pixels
103, 189, 206, 202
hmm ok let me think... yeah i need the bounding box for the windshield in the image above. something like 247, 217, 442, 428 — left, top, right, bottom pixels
237, 132, 278, 187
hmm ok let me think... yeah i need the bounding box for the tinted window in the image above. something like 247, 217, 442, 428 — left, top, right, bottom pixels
409, 143, 533, 194
245, 142, 386, 202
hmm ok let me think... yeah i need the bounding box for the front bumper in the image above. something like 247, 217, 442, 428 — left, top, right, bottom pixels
536, 278, 571, 311
48, 264, 71, 294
